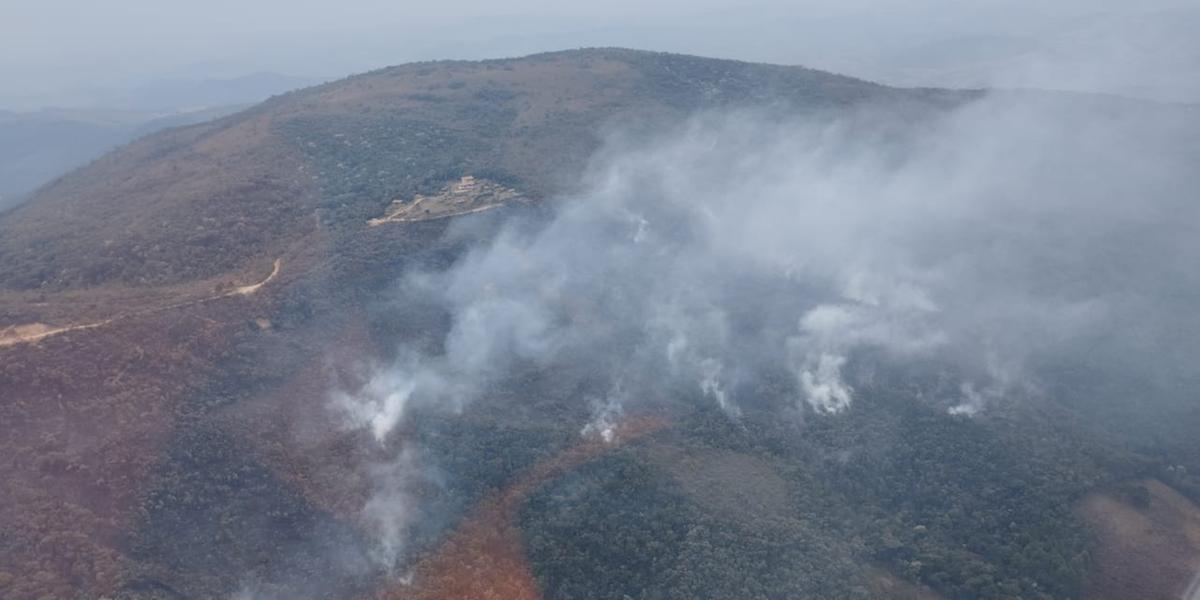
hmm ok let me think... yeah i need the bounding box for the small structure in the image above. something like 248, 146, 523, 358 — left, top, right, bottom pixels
453, 175, 477, 194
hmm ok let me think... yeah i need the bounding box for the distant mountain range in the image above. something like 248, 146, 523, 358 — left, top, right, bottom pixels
106, 72, 328, 112
0, 106, 240, 211
0, 72, 325, 212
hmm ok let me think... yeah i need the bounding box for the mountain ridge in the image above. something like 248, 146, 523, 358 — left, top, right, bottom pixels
0, 47, 961, 293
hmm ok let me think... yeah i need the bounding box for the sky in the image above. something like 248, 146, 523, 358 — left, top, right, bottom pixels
4, 0, 1199, 109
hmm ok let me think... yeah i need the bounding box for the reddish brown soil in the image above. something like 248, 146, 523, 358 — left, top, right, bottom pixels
0, 295, 272, 598
370, 417, 667, 600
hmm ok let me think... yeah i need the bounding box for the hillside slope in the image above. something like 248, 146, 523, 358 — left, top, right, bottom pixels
0, 106, 244, 212
0, 48, 961, 600
6, 49, 1196, 600
0, 48, 939, 292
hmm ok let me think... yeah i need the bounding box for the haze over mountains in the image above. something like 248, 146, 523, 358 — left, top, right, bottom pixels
5, 1, 1199, 109
5, 1, 1193, 213
0, 73, 324, 211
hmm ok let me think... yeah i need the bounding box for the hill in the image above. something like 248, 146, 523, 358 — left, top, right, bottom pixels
1, 49, 1197, 600
0, 48, 946, 292
0, 106, 243, 212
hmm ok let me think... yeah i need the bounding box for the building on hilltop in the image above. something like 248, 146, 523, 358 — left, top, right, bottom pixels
453, 175, 477, 194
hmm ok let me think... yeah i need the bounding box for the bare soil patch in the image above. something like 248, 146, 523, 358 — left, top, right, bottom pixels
369, 177, 527, 225
1079, 479, 1200, 600
371, 417, 667, 600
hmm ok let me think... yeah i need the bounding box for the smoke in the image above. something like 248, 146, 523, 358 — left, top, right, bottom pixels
343, 92, 1199, 422
333, 363, 419, 443
582, 385, 626, 443
332, 88, 1199, 574
361, 446, 424, 578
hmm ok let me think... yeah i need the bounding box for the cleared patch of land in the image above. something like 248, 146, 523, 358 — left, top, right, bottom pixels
372, 417, 667, 600
368, 176, 526, 225
1079, 479, 1200, 600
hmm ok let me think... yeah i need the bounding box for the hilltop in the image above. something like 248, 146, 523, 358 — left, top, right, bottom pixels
0, 48, 949, 292
2, 49, 1196, 600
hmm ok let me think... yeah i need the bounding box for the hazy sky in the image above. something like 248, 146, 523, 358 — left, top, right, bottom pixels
4, 0, 1199, 109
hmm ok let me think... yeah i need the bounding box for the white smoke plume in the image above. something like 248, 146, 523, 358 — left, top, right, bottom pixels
582, 386, 626, 443
362, 446, 423, 577
329, 86, 1199, 574
332, 364, 418, 443
337, 90, 1199, 434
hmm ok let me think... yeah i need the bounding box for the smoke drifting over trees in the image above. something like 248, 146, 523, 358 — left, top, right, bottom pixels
335, 90, 1200, 572
7, 0, 1200, 591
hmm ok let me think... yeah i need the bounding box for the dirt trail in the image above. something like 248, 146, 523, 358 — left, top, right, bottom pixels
233, 258, 281, 296
374, 416, 667, 600
0, 258, 281, 348
0, 319, 118, 347
369, 202, 508, 226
